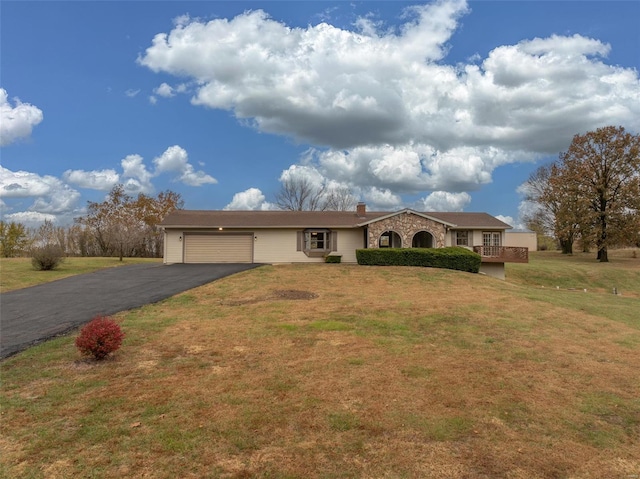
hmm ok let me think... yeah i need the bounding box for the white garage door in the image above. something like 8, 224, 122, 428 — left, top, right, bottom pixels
184, 234, 253, 263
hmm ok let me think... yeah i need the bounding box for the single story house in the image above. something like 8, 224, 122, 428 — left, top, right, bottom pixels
159, 203, 528, 279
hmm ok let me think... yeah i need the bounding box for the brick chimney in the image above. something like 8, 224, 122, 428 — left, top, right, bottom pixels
356, 202, 366, 216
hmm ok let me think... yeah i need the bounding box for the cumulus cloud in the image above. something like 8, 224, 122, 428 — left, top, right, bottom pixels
495, 215, 515, 228
413, 191, 471, 212
224, 188, 274, 210
0, 89, 44, 146
63, 169, 120, 191
138, 3, 638, 152
121, 154, 154, 193
138, 1, 640, 208
3, 211, 58, 228
153, 145, 217, 186
1, 144, 218, 225
314, 144, 523, 194
0, 166, 81, 221
154, 82, 175, 97
1, 166, 67, 199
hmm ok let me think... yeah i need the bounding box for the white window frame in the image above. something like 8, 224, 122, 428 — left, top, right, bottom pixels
483, 231, 501, 247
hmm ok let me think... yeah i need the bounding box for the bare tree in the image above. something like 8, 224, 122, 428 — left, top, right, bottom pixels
324, 186, 358, 211
275, 175, 360, 212
275, 176, 327, 211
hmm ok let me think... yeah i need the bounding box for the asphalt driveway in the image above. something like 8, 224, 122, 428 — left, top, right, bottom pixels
0, 263, 261, 359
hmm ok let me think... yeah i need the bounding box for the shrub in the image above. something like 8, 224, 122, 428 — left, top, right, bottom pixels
31, 245, 65, 271
356, 247, 481, 273
75, 316, 125, 360
324, 254, 342, 263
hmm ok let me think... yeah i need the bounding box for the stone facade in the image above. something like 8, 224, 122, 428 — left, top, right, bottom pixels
366, 212, 447, 248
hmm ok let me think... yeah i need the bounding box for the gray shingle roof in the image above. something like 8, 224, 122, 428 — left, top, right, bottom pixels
160, 209, 512, 229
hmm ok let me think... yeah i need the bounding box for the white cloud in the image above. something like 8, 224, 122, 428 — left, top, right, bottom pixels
3, 211, 58, 228
495, 215, 514, 228
0, 144, 218, 226
154, 82, 175, 97
0, 166, 82, 223
63, 169, 120, 190
0, 88, 44, 146
125, 89, 141, 98
30, 189, 81, 214
224, 187, 274, 210
121, 154, 154, 193
152, 145, 217, 186
362, 187, 402, 210
149, 96, 158, 105
138, 1, 640, 206
279, 164, 326, 188
413, 191, 471, 212
308, 144, 533, 196
1, 166, 65, 198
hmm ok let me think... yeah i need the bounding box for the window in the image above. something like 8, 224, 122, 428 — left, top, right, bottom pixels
379, 231, 402, 248
483, 232, 501, 247
454, 230, 470, 246
306, 231, 326, 250
297, 229, 336, 257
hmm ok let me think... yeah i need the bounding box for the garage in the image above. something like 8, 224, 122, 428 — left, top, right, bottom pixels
184, 233, 253, 263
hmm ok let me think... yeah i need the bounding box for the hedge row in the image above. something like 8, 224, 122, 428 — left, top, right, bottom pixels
355, 247, 481, 273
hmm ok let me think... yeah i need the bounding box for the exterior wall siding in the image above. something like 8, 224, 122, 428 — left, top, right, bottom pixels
163, 228, 365, 264
164, 230, 184, 264
505, 232, 537, 250
254, 228, 364, 263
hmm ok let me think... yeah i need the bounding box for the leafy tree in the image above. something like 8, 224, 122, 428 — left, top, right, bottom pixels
76, 185, 183, 259
0, 221, 31, 257
522, 126, 639, 260
521, 164, 584, 254
133, 190, 184, 257
560, 126, 640, 262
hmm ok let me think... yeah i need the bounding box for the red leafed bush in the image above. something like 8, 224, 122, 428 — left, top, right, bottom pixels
75, 316, 125, 360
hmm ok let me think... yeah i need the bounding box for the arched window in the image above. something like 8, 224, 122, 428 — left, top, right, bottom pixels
379, 231, 402, 248
412, 231, 433, 248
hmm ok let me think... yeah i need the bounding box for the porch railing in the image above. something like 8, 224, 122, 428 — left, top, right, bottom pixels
473, 246, 529, 263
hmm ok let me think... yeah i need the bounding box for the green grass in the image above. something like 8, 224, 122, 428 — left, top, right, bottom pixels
0, 257, 161, 292
507, 249, 640, 296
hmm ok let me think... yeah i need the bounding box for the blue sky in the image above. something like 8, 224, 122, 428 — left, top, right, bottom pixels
1, 1, 639, 229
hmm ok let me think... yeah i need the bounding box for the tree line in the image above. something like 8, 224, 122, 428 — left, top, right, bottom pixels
3, 126, 637, 263
523, 126, 640, 262
0, 185, 184, 260
1, 175, 356, 260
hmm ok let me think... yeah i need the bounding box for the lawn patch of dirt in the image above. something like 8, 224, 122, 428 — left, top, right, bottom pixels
221, 288, 318, 305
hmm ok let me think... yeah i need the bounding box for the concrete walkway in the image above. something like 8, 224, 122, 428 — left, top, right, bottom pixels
0, 263, 261, 359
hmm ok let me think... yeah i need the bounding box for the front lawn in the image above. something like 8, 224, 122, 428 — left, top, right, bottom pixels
1, 257, 639, 478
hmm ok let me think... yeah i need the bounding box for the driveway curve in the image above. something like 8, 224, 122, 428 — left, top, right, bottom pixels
0, 263, 261, 359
